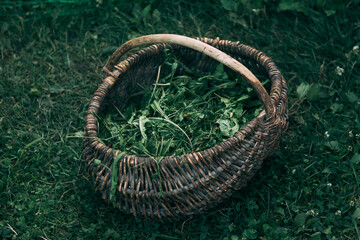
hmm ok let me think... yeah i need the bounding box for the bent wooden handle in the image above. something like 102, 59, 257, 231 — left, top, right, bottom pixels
102, 34, 274, 116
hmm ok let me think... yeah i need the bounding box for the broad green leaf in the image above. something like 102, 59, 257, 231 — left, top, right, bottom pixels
278, 0, 307, 14
218, 119, 231, 137
324, 141, 341, 152
141, 5, 151, 19
350, 153, 360, 164
324, 10, 336, 16
139, 116, 149, 142
274, 227, 288, 235
152, 172, 159, 178
220, 0, 238, 11
213, 64, 227, 80
323, 226, 332, 235
74, 131, 84, 137
219, 96, 232, 108
294, 213, 308, 226
262, 223, 272, 234
30, 87, 41, 96
230, 119, 239, 136
234, 104, 244, 119
218, 118, 238, 137
311, 232, 322, 240
49, 84, 64, 94
306, 84, 327, 101
236, 95, 250, 102
296, 82, 311, 99
322, 168, 332, 174
352, 208, 360, 219
330, 103, 344, 114
242, 228, 257, 239
346, 92, 359, 103
230, 235, 239, 240
278, 0, 298, 11
228, 223, 235, 232
275, 207, 285, 216
152, 100, 169, 120
152, 9, 161, 22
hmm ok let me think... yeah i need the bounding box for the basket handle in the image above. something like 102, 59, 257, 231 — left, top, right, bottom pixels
103, 34, 274, 116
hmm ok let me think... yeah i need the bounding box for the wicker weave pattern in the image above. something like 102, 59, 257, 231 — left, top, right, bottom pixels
83, 36, 288, 220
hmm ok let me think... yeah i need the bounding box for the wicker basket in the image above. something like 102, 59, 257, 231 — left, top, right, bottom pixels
83, 34, 288, 220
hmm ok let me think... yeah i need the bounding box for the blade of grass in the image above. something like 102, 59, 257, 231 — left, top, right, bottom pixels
110, 151, 126, 203
139, 115, 149, 142
151, 100, 170, 120
19, 137, 43, 159
148, 65, 162, 105
148, 117, 193, 152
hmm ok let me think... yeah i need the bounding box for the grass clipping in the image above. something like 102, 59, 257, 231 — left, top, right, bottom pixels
97, 52, 264, 157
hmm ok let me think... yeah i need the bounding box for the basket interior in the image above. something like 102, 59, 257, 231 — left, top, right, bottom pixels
98, 43, 271, 157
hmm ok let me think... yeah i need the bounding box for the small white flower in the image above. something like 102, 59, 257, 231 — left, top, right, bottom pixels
353, 45, 359, 54
350, 201, 355, 207
335, 210, 342, 215
292, 169, 296, 174
325, 131, 330, 139
335, 66, 344, 76
326, 183, 332, 187
349, 131, 354, 138
306, 210, 316, 216
356, 133, 360, 139
348, 146, 353, 151
252, 9, 261, 14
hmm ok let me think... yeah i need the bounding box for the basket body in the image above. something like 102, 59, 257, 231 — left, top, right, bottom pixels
83, 37, 288, 220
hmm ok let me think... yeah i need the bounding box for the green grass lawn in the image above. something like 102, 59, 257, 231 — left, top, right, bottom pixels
1, 0, 359, 239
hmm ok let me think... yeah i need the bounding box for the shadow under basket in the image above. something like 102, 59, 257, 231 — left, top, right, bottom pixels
82, 34, 288, 221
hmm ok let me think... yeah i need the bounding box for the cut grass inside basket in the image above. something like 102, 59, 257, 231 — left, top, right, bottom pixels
95, 49, 267, 158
